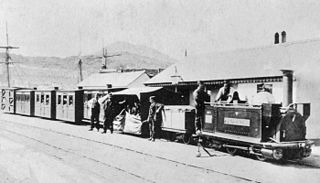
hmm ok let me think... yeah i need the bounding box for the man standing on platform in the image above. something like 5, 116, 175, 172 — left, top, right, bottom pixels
102, 93, 116, 134
193, 81, 210, 135
147, 96, 164, 141
88, 93, 101, 131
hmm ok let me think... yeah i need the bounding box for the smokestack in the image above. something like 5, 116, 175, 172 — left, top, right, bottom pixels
281, 31, 286, 43
281, 69, 293, 107
185, 49, 188, 57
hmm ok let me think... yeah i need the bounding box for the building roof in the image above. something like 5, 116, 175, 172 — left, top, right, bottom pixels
78, 71, 147, 89
145, 39, 320, 85
99, 87, 162, 101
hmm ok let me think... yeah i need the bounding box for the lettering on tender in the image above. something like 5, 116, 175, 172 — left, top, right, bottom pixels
224, 117, 250, 126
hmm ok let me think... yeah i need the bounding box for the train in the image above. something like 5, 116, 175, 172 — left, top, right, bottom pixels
0, 84, 314, 161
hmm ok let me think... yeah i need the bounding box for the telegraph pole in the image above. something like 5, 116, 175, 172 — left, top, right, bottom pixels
77, 29, 83, 82
0, 22, 19, 87
100, 48, 121, 69
78, 58, 83, 82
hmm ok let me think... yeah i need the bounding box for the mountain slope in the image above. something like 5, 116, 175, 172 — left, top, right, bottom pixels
0, 42, 176, 89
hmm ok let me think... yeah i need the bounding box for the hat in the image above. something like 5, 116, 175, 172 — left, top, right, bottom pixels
197, 80, 204, 85
149, 96, 156, 101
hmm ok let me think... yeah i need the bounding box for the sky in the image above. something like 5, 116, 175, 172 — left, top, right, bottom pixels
1, 0, 320, 60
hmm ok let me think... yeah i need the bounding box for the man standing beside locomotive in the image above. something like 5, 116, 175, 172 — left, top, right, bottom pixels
193, 81, 210, 135
101, 93, 116, 134
88, 93, 101, 131
147, 96, 164, 141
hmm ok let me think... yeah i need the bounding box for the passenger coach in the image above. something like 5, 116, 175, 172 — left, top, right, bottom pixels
34, 90, 56, 119
15, 89, 35, 116
56, 90, 83, 124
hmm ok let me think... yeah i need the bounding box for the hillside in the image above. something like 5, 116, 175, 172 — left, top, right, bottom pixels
0, 42, 176, 89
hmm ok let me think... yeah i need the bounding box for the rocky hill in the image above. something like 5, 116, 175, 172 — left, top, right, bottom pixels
0, 42, 176, 89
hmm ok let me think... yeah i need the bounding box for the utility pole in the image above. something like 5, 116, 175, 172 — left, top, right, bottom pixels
78, 58, 83, 82
0, 22, 19, 87
77, 29, 83, 82
100, 48, 121, 69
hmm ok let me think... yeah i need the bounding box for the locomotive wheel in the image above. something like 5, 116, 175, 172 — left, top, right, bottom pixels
166, 132, 176, 141
255, 154, 267, 161
182, 133, 191, 144
226, 147, 237, 155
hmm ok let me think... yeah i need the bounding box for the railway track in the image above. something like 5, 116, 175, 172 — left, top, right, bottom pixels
0, 117, 319, 183
0, 118, 259, 183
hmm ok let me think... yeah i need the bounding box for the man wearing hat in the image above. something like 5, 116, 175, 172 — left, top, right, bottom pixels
101, 93, 116, 134
193, 81, 210, 135
147, 96, 164, 141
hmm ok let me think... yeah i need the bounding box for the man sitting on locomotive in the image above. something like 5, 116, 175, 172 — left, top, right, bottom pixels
215, 80, 235, 103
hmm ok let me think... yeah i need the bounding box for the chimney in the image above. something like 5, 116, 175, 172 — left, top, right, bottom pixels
185, 49, 188, 57
274, 32, 279, 44
281, 69, 293, 107
281, 31, 286, 43
54, 87, 59, 90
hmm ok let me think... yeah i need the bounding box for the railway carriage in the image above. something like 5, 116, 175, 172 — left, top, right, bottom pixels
34, 90, 56, 119
15, 89, 35, 116
161, 105, 195, 142
56, 90, 84, 123
1, 88, 17, 114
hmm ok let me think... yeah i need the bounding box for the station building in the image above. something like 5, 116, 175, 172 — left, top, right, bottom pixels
77, 70, 150, 90
145, 39, 320, 139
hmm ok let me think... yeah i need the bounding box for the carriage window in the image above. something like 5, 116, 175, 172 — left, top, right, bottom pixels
58, 95, 62, 105
46, 95, 50, 105
21, 95, 25, 102
26, 95, 29, 102
36, 94, 40, 102
69, 95, 73, 105
41, 95, 44, 103
63, 95, 67, 105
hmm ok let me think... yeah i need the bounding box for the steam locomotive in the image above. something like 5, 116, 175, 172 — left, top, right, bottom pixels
161, 70, 313, 161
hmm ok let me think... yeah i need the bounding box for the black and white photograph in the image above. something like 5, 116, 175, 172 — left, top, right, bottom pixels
0, 0, 319, 182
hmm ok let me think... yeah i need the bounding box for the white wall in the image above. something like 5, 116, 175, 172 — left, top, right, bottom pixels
294, 71, 320, 139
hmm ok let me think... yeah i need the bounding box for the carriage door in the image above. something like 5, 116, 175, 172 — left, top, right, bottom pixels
61, 94, 67, 120
56, 94, 62, 119
35, 93, 40, 116
25, 93, 30, 115
42, 93, 48, 117
68, 94, 75, 121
